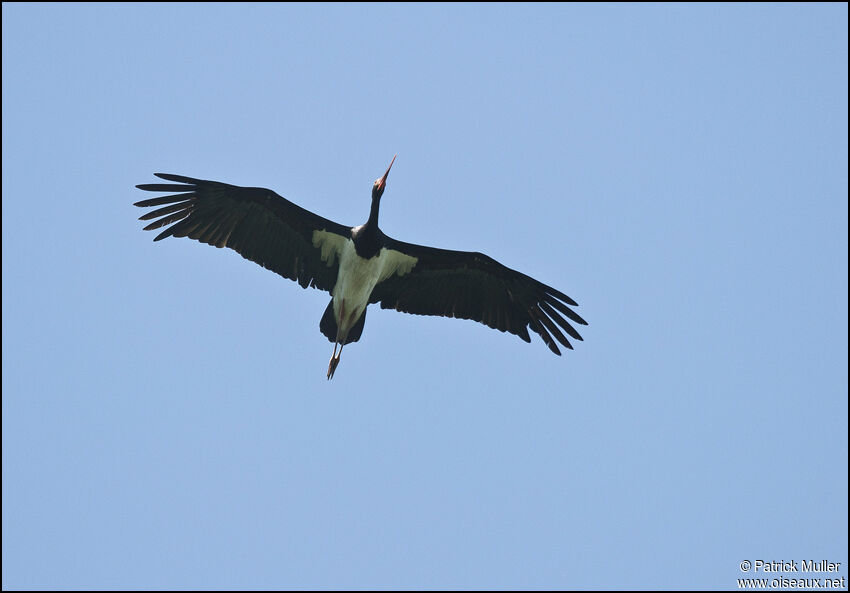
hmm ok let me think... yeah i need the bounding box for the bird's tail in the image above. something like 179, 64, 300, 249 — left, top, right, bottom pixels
320, 299, 367, 345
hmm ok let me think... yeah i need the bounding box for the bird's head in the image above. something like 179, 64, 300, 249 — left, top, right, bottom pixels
372, 154, 397, 199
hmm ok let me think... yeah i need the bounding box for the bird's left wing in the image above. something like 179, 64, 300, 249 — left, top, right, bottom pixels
135, 173, 351, 293
370, 237, 587, 355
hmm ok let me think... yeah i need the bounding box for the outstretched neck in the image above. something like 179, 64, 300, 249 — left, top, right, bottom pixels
366, 195, 381, 229
351, 195, 383, 259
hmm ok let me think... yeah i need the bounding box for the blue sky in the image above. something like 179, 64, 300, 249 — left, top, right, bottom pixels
2, 3, 847, 590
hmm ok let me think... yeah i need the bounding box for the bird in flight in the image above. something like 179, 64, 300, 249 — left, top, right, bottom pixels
135, 156, 587, 379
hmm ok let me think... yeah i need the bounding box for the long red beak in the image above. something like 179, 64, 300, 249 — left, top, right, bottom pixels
377, 154, 397, 191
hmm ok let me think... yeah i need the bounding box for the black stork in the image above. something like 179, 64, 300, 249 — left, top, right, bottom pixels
134, 156, 587, 379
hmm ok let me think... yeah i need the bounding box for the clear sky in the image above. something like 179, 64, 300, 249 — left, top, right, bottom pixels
2, 3, 847, 590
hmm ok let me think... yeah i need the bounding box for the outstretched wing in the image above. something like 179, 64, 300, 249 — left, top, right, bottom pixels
370, 237, 587, 355
134, 173, 351, 293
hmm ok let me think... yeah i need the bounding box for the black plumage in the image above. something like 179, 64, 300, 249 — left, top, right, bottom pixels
369, 241, 585, 355
136, 173, 347, 292
135, 161, 586, 377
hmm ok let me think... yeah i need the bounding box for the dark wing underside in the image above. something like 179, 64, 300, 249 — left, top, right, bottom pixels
370, 237, 587, 355
134, 173, 350, 293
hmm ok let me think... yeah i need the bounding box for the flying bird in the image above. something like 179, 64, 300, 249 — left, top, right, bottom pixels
135, 157, 587, 379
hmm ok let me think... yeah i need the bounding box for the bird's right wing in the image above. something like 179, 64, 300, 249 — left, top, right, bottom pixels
135, 173, 351, 293
371, 237, 587, 355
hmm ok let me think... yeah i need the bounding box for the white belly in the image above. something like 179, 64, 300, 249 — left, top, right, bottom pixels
312, 231, 418, 331
333, 242, 386, 324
